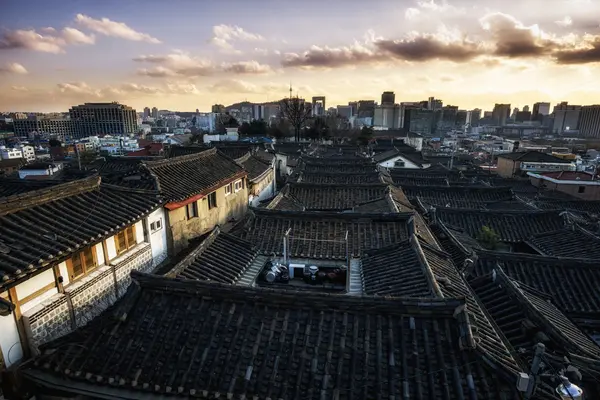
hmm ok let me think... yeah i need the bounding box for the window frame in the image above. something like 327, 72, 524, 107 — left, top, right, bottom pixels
208, 191, 218, 209
114, 225, 137, 255
150, 219, 162, 232
234, 179, 243, 192
66, 245, 98, 281
224, 183, 232, 196
578, 186, 586, 193
185, 202, 199, 220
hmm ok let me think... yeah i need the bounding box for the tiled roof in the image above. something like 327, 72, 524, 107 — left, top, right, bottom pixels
236, 152, 272, 182
166, 227, 258, 284
539, 171, 596, 181
297, 156, 380, 174
0, 176, 162, 290
526, 228, 600, 258
0, 158, 25, 169
0, 178, 62, 198
483, 177, 538, 194
429, 222, 480, 268
402, 185, 514, 208
292, 170, 389, 184
362, 238, 523, 376
471, 269, 600, 360
25, 272, 522, 400
215, 144, 254, 160
145, 148, 247, 202
230, 208, 414, 259
165, 145, 210, 158
269, 183, 397, 211
533, 199, 600, 216
434, 208, 565, 243
497, 151, 572, 163
472, 251, 600, 332
92, 158, 158, 190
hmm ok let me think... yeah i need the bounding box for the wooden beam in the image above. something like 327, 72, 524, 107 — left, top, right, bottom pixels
7, 287, 29, 359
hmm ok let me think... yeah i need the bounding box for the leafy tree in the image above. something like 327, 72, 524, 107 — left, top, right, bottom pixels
238, 122, 252, 136
280, 97, 312, 141
248, 119, 268, 136
215, 113, 239, 134
476, 226, 499, 250
267, 125, 285, 140
357, 126, 374, 146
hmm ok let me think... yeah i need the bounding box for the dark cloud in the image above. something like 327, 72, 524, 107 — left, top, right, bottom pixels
281, 44, 378, 68
555, 39, 600, 64
375, 36, 481, 62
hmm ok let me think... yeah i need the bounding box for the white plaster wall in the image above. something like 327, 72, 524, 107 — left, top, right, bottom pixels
58, 261, 69, 285
378, 155, 421, 169
106, 235, 117, 261
147, 208, 168, 268
15, 269, 54, 301
95, 242, 105, 266
0, 312, 22, 367
135, 220, 144, 244
20, 287, 59, 314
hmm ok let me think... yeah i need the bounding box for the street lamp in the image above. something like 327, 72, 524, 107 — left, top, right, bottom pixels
555, 376, 583, 400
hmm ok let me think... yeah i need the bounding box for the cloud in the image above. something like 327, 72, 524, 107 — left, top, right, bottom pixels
11, 85, 28, 91
61, 27, 96, 45
75, 14, 160, 43
209, 79, 258, 93
405, 8, 421, 20
555, 37, 600, 64
555, 16, 573, 27
209, 24, 264, 52
0, 62, 28, 74
134, 52, 272, 77
0, 27, 95, 53
282, 42, 379, 68
55, 81, 198, 100
375, 34, 481, 62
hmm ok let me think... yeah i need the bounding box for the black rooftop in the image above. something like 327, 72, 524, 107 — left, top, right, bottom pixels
526, 228, 600, 259
497, 151, 572, 163
25, 272, 523, 400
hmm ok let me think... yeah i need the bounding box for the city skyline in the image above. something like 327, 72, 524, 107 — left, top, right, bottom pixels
2, 0, 600, 112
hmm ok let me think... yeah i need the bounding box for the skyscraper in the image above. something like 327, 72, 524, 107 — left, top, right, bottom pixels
532, 102, 550, 121
552, 102, 581, 134
467, 109, 481, 126
492, 104, 511, 126
312, 96, 326, 116
381, 91, 395, 106
143, 107, 150, 118
151, 107, 159, 119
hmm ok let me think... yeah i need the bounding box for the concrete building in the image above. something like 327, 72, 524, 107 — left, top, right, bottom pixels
18, 162, 63, 179
528, 171, 600, 200
373, 104, 401, 129
467, 109, 481, 126
151, 107, 159, 119
13, 115, 75, 141
403, 108, 434, 135
357, 100, 376, 119
0, 145, 23, 160
492, 104, 511, 126
381, 91, 395, 105
69, 102, 138, 138
578, 105, 600, 138
427, 97, 443, 111
496, 151, 574, 178
336, 105, 353, 119
439, 105, 458, 130
515, 111, 532, 123
532, 102, 550, 121
143, 107, 150, 118
312, 96, 326, 117
552, 102, 581, 134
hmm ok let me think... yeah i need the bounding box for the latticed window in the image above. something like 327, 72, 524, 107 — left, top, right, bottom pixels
67, 246, 97, 281
115, 225, 137, 255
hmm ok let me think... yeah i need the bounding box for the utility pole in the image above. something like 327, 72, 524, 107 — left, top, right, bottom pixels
524, 343, 545, 399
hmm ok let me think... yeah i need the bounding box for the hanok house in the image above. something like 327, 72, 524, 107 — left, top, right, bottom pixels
20, 272, 527, 400
0, 175, 166, 370
145, 148, 248, 255
235, 151, 275, 207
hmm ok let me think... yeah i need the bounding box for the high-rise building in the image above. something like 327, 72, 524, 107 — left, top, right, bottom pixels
13, 114, 75, 141
337, 105, 353, 119
357, 100, 376, 119
439, 105, 458, 130
552, 102, 581, 134
515, 111, 532, 122
381, 91, 395, 106
511, 107, 519, 121
403, 108, 434, 135
374, 104, 401, 129
211, 104, 225, 114
312, 96, 326, 117
69, 102, 137, 138
467, 109, 481, 126
455, 110, 468, 128
532, 102, 550, 122
523, 105, 530, 113
427, 97, 443, 111
143, 107, 151, 118
492, 104, 511, 126
151, 107, 159, 119
578, 105, 600, 138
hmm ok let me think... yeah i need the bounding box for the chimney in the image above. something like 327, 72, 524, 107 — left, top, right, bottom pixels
407, 216, 415, 237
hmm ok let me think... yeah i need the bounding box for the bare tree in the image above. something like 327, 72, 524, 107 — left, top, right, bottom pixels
280, 97, 312, 142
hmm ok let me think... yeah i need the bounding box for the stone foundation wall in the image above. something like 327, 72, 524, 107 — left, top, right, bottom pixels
22, 243, 153, 354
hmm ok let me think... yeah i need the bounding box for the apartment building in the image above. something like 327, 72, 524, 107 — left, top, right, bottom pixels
579, 105, 600, 139
13, 115, 75, 141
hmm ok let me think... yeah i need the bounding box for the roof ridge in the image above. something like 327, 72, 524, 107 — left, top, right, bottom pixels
475, 249, 600, 266
0, 175, 101, 217
250, 207, 414, 220
145, 147, 216, 168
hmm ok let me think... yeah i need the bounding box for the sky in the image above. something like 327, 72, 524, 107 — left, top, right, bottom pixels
1, 0, 600, 113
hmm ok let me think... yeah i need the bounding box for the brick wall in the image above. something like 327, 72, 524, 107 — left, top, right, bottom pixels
22, 243, 153, 354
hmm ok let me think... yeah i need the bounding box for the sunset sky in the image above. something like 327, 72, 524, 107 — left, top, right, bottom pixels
1, 0, 600, 113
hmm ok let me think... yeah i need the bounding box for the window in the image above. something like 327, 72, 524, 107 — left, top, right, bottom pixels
185, 202, 198, 219
150, 219, 162, 232
234, 180, 243, 192
67, 245, 97, 281
114, 225, 137, 255
394, 160, 406, 167
578, 186, 586, 193
224, 183, 232, 196
208, 191, 217, 209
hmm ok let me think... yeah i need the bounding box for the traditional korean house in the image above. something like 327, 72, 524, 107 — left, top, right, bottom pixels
144, 148, 248, 255
236, 151, 275, 207
0, 175, 166, 369
402, 184, 515, 209
20, 272, 528, 400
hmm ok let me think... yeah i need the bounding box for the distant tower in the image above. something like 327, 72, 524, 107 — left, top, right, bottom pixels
289, 83, 293, 99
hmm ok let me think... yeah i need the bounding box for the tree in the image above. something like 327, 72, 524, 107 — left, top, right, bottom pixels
357, 126, 374, 146
215, 113, 239, 134
280, 97, 312, 141
238, 122, 252, 136
305, 117, 331, 140
248, 119, 268, 137
476, 226, 499, 250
